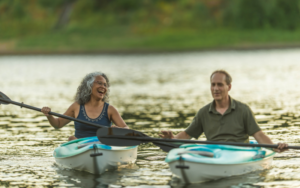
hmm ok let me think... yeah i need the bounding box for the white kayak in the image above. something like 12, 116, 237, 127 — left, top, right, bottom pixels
53, 136, 138, 174
165, 142, 276, 184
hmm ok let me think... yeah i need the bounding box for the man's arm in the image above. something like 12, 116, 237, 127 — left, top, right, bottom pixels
243, 105, 288, 152
253, 130, 273, 144
253, 130, 288, 152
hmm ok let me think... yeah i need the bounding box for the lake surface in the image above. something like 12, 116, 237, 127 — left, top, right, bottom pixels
1, 50, 300, 187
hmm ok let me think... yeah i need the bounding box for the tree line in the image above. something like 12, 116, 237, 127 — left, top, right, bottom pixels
0, 0, 299, 38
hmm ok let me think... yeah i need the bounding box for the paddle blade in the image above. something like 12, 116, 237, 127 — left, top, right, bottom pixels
97, 127, 147, 146
97, 127, 182, 152
152, 141, 181, 152
0, 91, 11, 105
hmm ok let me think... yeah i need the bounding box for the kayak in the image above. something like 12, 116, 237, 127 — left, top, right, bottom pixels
165, 142, 276, 184
53, 136, 138, 174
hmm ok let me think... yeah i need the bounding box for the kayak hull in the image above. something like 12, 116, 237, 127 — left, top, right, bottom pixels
168, 154, 274, 184
166, 143, 276, 184
53, 136, 137, 174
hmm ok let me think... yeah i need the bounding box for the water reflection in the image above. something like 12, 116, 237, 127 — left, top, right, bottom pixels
1, 50, 300, 187
170, 170, 266, 188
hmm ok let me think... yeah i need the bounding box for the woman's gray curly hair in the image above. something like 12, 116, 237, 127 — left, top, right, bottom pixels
75, 72, 110, 104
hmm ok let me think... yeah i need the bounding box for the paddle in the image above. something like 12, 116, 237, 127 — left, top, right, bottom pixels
0, 91, 180, 151
0, 91, 182, 151
96, 127, 182, 152
1, 91, 293, 152
97, 127, 298, 150
0, 91, 107, 129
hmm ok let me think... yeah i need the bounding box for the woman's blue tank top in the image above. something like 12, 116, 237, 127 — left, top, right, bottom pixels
74, 103, 111, 138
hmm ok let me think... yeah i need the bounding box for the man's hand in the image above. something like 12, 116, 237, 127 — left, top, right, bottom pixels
159, 130, 175, 139
274, 142, 289, 153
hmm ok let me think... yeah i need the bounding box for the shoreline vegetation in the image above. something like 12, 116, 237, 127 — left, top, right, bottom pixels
1, 0, 300, 55
2, 28, 300, 55
2, 43, 300, 55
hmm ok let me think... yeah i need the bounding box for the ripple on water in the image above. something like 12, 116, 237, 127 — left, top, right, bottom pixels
157, 122, 173, 127
0, 122, 9, 126
255, 181, 300, 188
134, 122, 152, 126
161, 111, 179, 118
255, 115, 275, 123
10, 118, 41, 123
37, 122, 51, 128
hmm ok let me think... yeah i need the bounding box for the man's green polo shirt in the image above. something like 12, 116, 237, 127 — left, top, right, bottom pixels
185, 97, 260, 143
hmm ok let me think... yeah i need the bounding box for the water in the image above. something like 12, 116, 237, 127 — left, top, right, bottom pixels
1, 49, 300, 187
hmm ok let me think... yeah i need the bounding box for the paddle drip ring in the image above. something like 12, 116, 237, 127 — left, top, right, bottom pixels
20, 102, 24, 108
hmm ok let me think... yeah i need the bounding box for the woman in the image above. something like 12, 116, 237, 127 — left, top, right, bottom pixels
41, 72, 128, 141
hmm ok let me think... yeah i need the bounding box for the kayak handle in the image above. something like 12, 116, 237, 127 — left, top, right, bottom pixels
176, 156, 190, 169
175, 165, 189, 169
90, 153, 103, 157
90, 144, 103, 157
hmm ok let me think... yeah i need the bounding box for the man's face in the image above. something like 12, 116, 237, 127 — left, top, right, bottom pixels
210, 73, 231, 101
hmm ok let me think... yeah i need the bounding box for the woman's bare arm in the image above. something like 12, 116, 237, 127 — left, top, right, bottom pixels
107, 105, 129, 128
41, 102, 79, 129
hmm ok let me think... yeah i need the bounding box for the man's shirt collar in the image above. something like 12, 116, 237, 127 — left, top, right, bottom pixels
209, 96, 235, 114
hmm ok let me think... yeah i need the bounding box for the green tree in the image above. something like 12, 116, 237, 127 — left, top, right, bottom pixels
235, 0, 267, 29
269, 0, 300, 30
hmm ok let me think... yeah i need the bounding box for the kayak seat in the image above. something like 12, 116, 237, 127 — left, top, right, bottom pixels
77, 141, 101, 149
53, 136, 137, 158
165, 144, 270, 164
179, 144, 261, 151
178, 147, 214, 158
54, 136, 112, 158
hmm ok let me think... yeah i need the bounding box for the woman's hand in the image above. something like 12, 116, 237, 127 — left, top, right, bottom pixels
41, 107, 51, 117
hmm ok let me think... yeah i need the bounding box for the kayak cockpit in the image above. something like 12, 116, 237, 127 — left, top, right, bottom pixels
166, 141, 275, 165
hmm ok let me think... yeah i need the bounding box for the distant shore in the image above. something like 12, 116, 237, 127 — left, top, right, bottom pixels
2, 28, 300, 55
1, 43, 300, 55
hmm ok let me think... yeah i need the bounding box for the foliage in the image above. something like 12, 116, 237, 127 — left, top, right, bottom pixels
1, 0, 300, 51
1, 0, 300, 34
236, 0, 267, 29
224, 0, 300, 30
269, 0, 300, 30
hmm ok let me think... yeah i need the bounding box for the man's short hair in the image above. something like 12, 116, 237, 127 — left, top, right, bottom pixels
210, 70, 232, 85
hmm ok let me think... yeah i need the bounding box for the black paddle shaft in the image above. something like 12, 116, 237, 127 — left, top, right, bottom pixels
96, 127, 182, 152
1, 92, 293, 151
0, 91, 179, 151
0, 93, 105, 129
98, 134, 298, 150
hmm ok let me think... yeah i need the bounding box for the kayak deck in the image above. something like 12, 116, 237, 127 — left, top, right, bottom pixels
54, 136, 137, 158
166, 142, 276, 183
53, 136, 138, 174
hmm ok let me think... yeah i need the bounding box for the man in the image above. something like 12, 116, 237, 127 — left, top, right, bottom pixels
160, 70, 288, 152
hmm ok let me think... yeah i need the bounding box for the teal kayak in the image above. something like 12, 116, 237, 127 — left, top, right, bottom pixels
165, 141, 276, 183
53, 136, 138, 174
